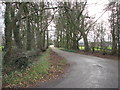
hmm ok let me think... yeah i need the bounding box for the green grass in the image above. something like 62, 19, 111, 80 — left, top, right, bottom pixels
0, 46, 4, 51
59, 46, 112, 53
3, 48, 68, 88
0, 46, 17, 51
94, 47, 101, 51
79, 46, 112, 51
79, 46, 85, 50
59, 48, 77, 52
3, 49, 51, 88
107, 46, 112, 50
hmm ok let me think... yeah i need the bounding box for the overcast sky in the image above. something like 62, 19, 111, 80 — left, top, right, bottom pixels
87, 0, 109, 21
86, 0, 110, 42
0, 1, 4, 34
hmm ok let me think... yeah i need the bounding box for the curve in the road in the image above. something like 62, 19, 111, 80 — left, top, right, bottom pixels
38, 47, 118, 88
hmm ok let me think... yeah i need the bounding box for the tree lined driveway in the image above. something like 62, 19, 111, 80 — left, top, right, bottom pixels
39, 47, 118, 88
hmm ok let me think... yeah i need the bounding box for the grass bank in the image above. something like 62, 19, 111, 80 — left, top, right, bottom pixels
59, 48, 78, 52
3, 48, 68, 88
58, 47, 118, 60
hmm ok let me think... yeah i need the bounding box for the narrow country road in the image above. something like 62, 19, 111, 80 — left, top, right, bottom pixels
39, 47, 118, 88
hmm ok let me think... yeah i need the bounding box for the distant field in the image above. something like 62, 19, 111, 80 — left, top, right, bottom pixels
107, 46, 112, 50
0, 46, 4, 51
79, 46, 85, 50
59, 48, 77, 52
0, 46, 17, 51
79, 46, 112, 51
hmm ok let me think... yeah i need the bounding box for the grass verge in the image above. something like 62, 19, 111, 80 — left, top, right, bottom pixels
58, 47, 118, 60
79, 46, 112, 51
59, 48, 78, 52
2, 48, 68, 88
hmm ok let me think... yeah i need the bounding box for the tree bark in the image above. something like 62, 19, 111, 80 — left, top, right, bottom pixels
4, 3, 13, 64
26, 17, 32, 50
13, 22, 23, 49
111, 8, 117, 54
82, 33, 90, 51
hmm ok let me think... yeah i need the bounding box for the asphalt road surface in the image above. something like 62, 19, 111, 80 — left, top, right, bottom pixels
38, 47, 118, 88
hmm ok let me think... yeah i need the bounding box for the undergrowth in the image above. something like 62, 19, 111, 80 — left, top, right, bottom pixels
3, 49, 50, 88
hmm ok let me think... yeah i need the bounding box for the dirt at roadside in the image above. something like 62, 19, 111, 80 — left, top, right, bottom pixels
76, 51, 119, 61
28, 49, 70, 88
46, 50, 69, 80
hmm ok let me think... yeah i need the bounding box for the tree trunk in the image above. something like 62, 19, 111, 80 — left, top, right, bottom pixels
83, 33, 90, 52
26, 17, 32, 50
4, 3, 11, 51
81, 17, 90, 52
72, 33, 79, 50
4, 3, 13, 64
116, 3, 120, 55
13, 22, 23, 49
112, 30, 117, 54
46, 30, 49, 48
42, 30, 45, 49
111, 8, 117, 54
